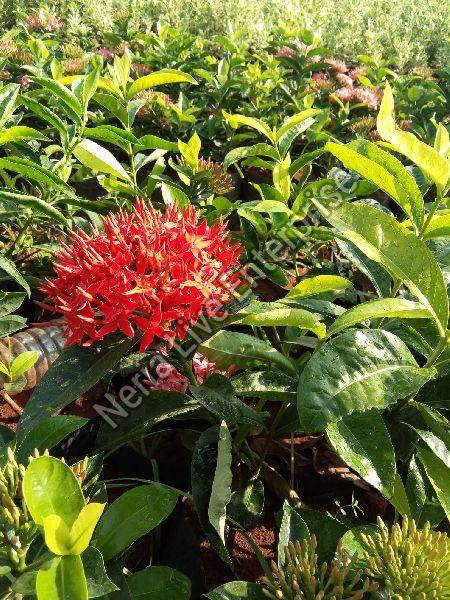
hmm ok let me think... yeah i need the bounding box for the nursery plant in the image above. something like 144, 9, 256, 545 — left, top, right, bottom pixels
0, 14, 448, 600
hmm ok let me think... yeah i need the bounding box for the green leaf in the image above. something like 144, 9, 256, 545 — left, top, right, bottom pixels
208, 421, 232, 547
36, 555, 87, 600
94, 391, 198, 452
92, 93, 128, 126
223, 144, 279, 172
20, 95, 67, 138
276, 110, 322, 142
297, 329, 435, 432
273, 154, 291, 200
0, 252, 30, 295
314, 199, 449, 335
294, 508, 347, 564
406, 455, 445, 527
199, 331, 297, 376
0, 126, 49, 145
32, 77, 83, 124
0, 291, 25, 318
177, 132, 201, 166
84, 126, 138, 149
377, 82, 450, 193
417, 446, 450, 520
191, 425, 231, 563
228, 480, 264, 529
206, 581, 267, 600
223, 111, 275, 143
23, 456, 85, 527
82, 546, 118, 598
189, 375, 267, 426
326, 410, 396, 498
44, 503, 105, 555
235, 302, 325, 338
127, 566, 191, 599
17, 415, 87, 465
0, 315, 27, 336
93, 483, 178, 560
80, 68, 100, 107
0, 188, 69, 226
74, 139, 130, 181
136, 134, 178, 152
327, 139, 424, 227
10, 350, 38, 379
336, 239, 391, 298
326, 298, 431, 338
231, 370, 297, 402
422, 213, 450, 240
0, 84, 20, 129
0, 157, 76, 199
127, 69, 196, 99
17, 336, 135, 439
286, 275, 352, 300
278, 503, 309, 567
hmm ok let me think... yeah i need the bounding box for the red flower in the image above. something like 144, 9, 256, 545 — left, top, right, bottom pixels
40, 200, 243, 351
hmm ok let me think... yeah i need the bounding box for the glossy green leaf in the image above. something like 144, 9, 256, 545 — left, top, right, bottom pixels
17, 415, 87, 465
223, 111, 274, 142
235, 302, 325, 338
406, 454, 445, 527
20, 95, 67, 138
0, 157, 76, 199
208, 421, 232, 546
32, 77, 83, 124
327, 298, 431, 338
223, 144, 279, 171
36, 555, 87, 600
23, 456, 85, 527
314, 200, 449, 334
336, 239, 391, 298
44, 503, 105, 555
10, 350, 38, 379
17, 336, 135, 439
0, 126, 49, 145
0, 188, 69, 225
0, 315, 27, 336
206, 581, 267, 599
82, 546, 118, 598
84, 126, 138, 149
93, 483, 178, 560
422, 213, 450, 239
177, 132, 201, 166
278, 503, 309, 567
127, 69, 196, 99
136, 134, 178, 152
199, 331, 297, 376
0, 253, 30, 295
0, 84, 20, 128
231, 369, 297, 402
417, 446, 450, 520
190, 374, 267, 426
287, 275, 352, 300
297, 329, 435, 432
340, 139, 424, 226
294, 508, 346, 564
0, 291, 25, 318
74, 139, 130, 181
327, 410, 396, 498
228, 480, 264, 529
127, 566, 191, 599
377, 82, 450, 193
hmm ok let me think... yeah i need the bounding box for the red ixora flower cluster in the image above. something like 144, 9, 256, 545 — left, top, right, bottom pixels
40, 200, 243, 351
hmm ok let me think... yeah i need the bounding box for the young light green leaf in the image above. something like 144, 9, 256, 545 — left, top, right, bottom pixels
314, 199, 449, 335
326, 298, 431, 337
286, 275, 352, 300
177, 132, 201, 166
297, 329, 435, 432
223, 144, 279, 171
222, 111, 274, 143
235, 302, 325, 338
127, 69, 197, 99
45, 503, 105, 555
0, 126, 49, 145
73, 139, 130, 181
422, 213, 450, 240
377, 82, 450, 193
275, 109, 321, 142
10, 351, 38, 379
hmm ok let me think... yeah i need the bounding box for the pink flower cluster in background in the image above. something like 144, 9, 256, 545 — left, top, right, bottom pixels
25, 12, 62, 32
146, 352, 222, 393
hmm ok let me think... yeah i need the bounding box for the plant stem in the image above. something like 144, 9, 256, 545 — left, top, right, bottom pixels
251, 399, 291, 480
419, 190, 443, 240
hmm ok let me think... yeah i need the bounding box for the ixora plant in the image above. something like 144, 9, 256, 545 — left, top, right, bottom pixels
0, 448, 190, 599
208, 504, 450, 599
